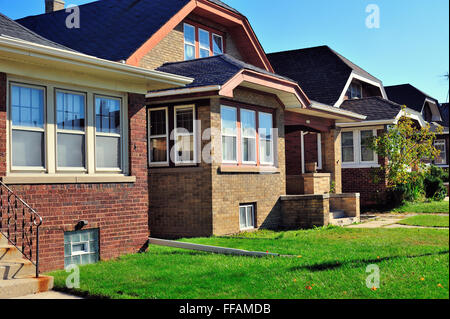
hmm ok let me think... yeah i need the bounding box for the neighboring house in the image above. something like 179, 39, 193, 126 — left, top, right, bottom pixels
13, 0, 363, 250
268, 46, 427, 206
0, 11, 192, 274
386, 84, 449, 168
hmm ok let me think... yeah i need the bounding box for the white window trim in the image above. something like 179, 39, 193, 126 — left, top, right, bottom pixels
55, 89, 88, 172
259, 112, 274, 165
6, 76, 129, 177
240, 108, 257, 165
359, 129, 378, 164
174, 105, 196, 165
239, 204, 255, 231
221, 105, 238, 164
434, 139, 447, 165
212, 33, 223, 55
342, 128, 379, 168
148, 107, 169, 167
9, 82, 47, 172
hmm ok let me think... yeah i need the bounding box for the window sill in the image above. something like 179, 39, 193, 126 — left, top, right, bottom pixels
1, 175, 136, 185
342, 163, 380, 169
219, 165, 280, 174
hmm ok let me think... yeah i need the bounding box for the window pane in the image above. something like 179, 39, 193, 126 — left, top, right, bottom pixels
12, 129, 44, 167
57, 133, 85, 168
96, 136, 120, 168
239, 207, 247, 229
213, 34, 223, 55
184, 24, 195, 45
260, 139, 273, 164
243, 138, 256, 163
342, 132, 354, 163
184, 44, 195, 60
176, 108, 194, 134
150, 109, 167, 136
241, 109, 256, 137
56, 91, 85, 131
95, 97, 120, 134
246, 206, 254, 228
360, 130, 374, 162
258, 113, 273, 140
199, 48, 210, 58
222, 136, 237, 162
221, 107, 237, 136
176, 135, 194, 162
199, 29, 209, 49
434, 140, 446, 164
150, 137, 167, 163
11, 85, 44, 128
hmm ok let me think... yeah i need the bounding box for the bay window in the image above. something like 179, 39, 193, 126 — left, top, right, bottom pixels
221, 106, 238, 163
174, 105, 195, 164
56, 90, 86, 169
240, 109, 256, 163
10, 84, 45, 169
148, 108, 169, 165
183, 22, 224, 60
95, 96, 122, 170
259, 112, 274, 165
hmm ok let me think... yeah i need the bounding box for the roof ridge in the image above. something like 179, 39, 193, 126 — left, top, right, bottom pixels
267, 45, 329, 56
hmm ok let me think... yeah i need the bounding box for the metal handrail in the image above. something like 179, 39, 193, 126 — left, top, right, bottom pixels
0, 181, 42, 277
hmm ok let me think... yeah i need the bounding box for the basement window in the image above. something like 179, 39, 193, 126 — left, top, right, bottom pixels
64, 229, 99, 267
239, 204, 255, 230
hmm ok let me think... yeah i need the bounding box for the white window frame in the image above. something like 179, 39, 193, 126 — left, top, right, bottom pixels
174, 105, 196, 165
198, 28, 210, 58
240, 108, 257, 165
148, 107, 169, 167
434, 139, 447, 165
94, 95, 123, 172
258, 112, 274, 165
55, 89, 87, 172
71, 241, 90, 256
9, 82, 47, 172
239, 204, 255, 230
221, 105, 238, 164
212, 33, 223, 55
342, 128, 379, 168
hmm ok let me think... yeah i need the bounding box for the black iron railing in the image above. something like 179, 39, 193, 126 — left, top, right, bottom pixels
0, 181, 42, 277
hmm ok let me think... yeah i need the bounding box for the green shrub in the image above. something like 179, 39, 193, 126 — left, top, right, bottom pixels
388, 172, 425, 206
423, 165, 447, 201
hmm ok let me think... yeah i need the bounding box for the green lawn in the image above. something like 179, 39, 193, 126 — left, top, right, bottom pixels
49, 227, 449, 299
398, 215, 449, 227
391, 201, 449, 214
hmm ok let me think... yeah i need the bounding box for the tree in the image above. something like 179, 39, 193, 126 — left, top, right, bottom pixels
370, 106, 443, 189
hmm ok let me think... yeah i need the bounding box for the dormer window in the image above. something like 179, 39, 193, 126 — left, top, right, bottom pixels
347, 82, 362, 99
183, 22, 224, 60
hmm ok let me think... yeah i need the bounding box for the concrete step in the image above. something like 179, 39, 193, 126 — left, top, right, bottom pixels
330, 210, 346, 219
0, 233, 8, 246
330, 216, 360, 227
0, 259, 36, 280
0, 276, 54, 299
0, 244, 24, 261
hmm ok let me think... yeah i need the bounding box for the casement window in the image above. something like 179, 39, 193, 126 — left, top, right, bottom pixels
221, 105, 275, 166
434, 139, 447, 165
8, 80, 128, 177
10, 84, 46, 169
342, 129, 378, 167
240, 109, 257, 163
221, 106, 238, 163
56, 90, 86, 170
148, 108, 169, 165
95, 96, 122, 171
239, 204, 255, 230
183, 22, 224, 60
174, 105, 196, 164
259, 112, 274, 165
347, 82, 362, 99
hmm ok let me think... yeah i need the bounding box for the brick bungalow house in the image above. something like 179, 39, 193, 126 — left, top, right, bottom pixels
8, 0, 366, 255
268, 46, 435, 206
386, 84, 449, 168
0, 11, 192, 277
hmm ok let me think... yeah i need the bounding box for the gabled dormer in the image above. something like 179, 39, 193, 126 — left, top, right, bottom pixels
17, 0, 273, 72
268, 45, 387, 108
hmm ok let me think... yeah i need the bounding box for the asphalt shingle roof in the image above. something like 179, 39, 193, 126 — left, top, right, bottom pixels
0, 12, 72, 50
16, 0, 240, 62
267, 45, 382, 106
154, 54, 294, 90
439, 102, 449, 127
385, 84, 439, 113
340, 97, 402, 121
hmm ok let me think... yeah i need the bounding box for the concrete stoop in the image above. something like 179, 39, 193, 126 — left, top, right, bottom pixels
0, 233, 54, 299
329, 211, 360, 226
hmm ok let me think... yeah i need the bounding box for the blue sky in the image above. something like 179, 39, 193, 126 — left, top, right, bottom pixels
1, 0, 449, 102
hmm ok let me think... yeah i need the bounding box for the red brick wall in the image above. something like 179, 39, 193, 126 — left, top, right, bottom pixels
1, 77, 149, 272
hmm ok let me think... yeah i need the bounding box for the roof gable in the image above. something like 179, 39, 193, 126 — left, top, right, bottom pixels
385, 84, 439, 113
267, 46, 383, 106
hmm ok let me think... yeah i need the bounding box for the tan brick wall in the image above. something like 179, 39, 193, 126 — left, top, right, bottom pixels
138, 14, 243, 70
303, 173, 331, 194
280, 195, 330, 229
330, 194, 360, 218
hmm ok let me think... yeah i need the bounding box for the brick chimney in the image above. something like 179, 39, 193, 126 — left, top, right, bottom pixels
45, 0, 65, 13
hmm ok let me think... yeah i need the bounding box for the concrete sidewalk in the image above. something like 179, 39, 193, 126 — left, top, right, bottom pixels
12, 291, 82, 299
347, 213, 449, 229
